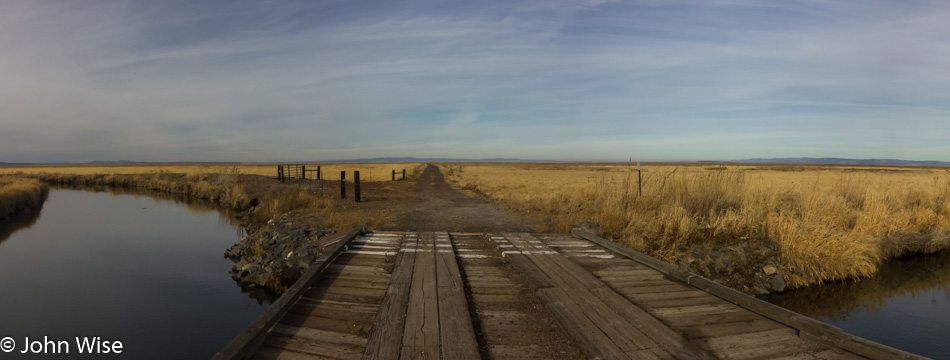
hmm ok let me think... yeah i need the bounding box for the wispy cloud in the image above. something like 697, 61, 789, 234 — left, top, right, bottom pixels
1, 0, 949, 162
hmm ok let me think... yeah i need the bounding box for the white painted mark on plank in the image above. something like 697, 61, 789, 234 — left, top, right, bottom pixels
351, 246, 398, 251
345, 250, 397, 256
353, 239, 398, 244
399, 248, 453, 253
458, 254, 490, 259
573, 254, 615, 259
563, 250, 608, 253
501, 250, 558, 257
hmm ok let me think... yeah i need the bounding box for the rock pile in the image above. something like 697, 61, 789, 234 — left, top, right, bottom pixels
674, 238, 786, 294
224, 210, 329, 294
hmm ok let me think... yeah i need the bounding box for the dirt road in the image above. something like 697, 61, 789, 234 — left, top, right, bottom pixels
385, 164, 534, 232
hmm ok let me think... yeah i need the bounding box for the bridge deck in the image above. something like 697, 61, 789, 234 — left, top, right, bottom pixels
247, 231, 871, 360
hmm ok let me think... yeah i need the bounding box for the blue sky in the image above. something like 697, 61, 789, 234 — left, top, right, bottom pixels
2, 0, 949, 162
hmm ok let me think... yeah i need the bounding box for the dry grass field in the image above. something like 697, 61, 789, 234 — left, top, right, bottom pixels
0, 163, 422, 182
0, 163, 424, 232
0, 177, 49, 220
439, 162, 950, 288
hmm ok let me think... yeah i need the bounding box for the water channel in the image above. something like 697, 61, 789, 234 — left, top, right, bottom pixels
0, 189, 269, 359
764, 251, 950, 359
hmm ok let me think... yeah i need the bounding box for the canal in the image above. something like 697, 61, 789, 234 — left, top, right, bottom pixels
765, 250, 950, 359
0, 189, 268, 359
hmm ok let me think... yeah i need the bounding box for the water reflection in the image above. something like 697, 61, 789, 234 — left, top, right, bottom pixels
764, 252, 950, 358
0, 189, 271, 359
764, 252, 950, 319
0, 202, 44, 244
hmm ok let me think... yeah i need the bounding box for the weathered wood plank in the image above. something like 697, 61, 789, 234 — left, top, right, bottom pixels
361, 233, 417, 360
536, 287, 630, 360
400, 232, 440, 359
262, 333, 362, 360
269, 324, 368, 348
434, 232, 480, 360
679, 319, 790, 340
214, 227, 365, 360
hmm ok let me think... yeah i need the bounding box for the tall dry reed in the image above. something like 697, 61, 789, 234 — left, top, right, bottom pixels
0, 177, 49, 220
440, 163, 950, 288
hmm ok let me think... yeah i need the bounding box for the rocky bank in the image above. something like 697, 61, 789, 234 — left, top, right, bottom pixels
224, 210, 331, 294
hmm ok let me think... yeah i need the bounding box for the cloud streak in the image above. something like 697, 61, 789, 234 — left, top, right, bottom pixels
2, 0, 950, 162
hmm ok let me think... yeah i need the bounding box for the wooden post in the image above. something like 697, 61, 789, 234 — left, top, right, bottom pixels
340, 171, 346, 199
402, 169, 406, 180
317, 166, 321, 180
354, 171, 361, 203
637, 162, 642, 196
392, 169, 396, 181
278, 165, 284, 182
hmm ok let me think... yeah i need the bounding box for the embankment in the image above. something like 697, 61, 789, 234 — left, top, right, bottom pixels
0, 177, 49, 221
14, 172, 355, 295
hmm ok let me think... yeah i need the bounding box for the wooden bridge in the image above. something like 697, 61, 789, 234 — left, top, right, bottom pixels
214, 229, 928, 360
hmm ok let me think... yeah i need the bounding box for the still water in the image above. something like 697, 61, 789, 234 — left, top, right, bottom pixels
765, 252, 950, 359
0, 189, 268, 359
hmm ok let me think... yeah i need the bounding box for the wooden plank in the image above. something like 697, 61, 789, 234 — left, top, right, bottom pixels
400, 232, 440, 359
253, 345, 321, 360
662, 311, 770, 329
434, 232, 480, 360
694, 328, 818, 360
269, 324, 367, 348
591, 287, 716, 360
262, 333, 362, 360
679, 319, 790, 340
362, 234, 417, 359
278, 312, 375, 335
536, 287, 630, 360
291, 298, 379, 314
214, 227, 365, 360
571, 228, 926, 360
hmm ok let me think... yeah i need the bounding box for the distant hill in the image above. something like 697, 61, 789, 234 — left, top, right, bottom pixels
734, 157, 950, 167
315, 157, 554, 163
0, 160, 241, 166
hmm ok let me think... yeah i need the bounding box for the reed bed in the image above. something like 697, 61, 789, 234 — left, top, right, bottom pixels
0, 177, 49, 221
0, 163, 423, 182
440, 163, 950, 288
0, 162, 411, 232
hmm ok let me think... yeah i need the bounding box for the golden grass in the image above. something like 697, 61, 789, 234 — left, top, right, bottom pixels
0, 163, 425, 182
439, 162, 950, 288
248, 188, 378, 230
1, 162, 415, 233
0, 177, 49, 220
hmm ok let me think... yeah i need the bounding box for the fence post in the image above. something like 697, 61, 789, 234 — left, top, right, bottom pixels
277, 165, 283, 182
402, 169, 406, 180
340, 171, 346, 199
317, 166, 321, 180
354, 171, 361, 203
392, 169, 396, 181
637, 162, 642, 196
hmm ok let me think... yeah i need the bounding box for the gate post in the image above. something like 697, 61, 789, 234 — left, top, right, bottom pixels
355, 171, 361, 203
340, 171, 346, 199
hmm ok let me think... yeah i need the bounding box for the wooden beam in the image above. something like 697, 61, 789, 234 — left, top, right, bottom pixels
212, 226, 365, 360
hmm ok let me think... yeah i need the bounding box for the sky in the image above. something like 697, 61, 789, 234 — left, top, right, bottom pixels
2, 0, 950, 163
